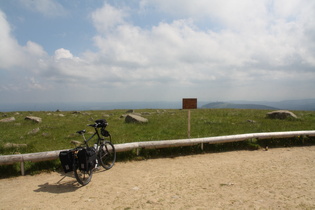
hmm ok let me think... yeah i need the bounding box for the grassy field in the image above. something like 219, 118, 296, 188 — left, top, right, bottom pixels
1, 108, 315, 176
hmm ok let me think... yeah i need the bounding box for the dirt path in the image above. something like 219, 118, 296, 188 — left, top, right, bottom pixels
1, 146, 315, 209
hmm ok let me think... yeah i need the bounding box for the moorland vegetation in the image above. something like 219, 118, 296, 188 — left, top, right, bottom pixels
1, 108, 315, 176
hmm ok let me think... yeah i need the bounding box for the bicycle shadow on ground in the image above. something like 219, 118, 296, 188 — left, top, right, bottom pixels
33, 172, 82, 194
33, 167, 107, 194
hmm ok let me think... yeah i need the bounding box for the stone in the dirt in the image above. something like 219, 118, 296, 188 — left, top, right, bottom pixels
266, 110, 297, 119
28, 127, 40, 135
125, 114, 148, 123
42, 133, 50, 137
72, 111, 81, 114
71, 140, 82, 146
4, 143, 27, 148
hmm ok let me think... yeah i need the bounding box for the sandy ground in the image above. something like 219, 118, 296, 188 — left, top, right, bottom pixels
0, 146, 315, 210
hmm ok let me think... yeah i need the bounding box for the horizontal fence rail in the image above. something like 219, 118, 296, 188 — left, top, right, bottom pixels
1, 130, 315, 175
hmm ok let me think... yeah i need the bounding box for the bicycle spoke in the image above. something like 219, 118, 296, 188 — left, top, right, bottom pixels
99, 141, 116, 170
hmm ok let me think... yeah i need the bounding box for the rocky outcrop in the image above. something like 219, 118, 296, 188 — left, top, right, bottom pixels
266, 110, 297, 119
125, 114, 148, 123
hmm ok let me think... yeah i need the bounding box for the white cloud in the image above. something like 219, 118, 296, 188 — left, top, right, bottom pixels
48, 1, 314, 92
0, 1, 314, 103
19, 0, 67, 17
0, 10, 49, 70
0, 11, 24, 69
140, 0, 268, 27
85, 1, 314, 101
24, 41, 47, 57
27, 77, 45, 90
91, 3, 127, 33
54, 48, 74, 60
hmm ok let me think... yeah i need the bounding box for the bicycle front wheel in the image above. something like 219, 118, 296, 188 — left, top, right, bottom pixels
99, 141, 116, 170
74, 163, 93, 186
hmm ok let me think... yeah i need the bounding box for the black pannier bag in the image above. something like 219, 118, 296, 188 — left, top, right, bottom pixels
101, 128, 110, 137
77, 147, 97, 171
59, 150, 74, 173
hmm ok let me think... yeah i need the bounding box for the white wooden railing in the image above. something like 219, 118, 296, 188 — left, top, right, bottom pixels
1, 130, 315, 175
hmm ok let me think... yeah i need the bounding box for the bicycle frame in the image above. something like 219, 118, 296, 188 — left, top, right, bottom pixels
79, 126, 112, 151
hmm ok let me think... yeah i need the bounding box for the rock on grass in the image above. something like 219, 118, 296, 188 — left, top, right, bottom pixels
0, 117, 15, 122
25, 116, 42, 123
125, 114, 148, 123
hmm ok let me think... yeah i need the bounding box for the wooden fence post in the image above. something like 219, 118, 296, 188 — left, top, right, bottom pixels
188, 110, 191, 138
21, 162, 25, 176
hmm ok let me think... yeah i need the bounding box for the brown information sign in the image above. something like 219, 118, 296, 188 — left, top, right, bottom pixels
182, 98, 197, 109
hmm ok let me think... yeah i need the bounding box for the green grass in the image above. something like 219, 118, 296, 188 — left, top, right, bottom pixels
1, 108, 315, 177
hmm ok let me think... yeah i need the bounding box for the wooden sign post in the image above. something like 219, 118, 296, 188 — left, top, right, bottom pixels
182, 98, 197, 138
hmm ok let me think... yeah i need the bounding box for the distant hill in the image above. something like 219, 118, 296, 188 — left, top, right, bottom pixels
201, 102, 278, 110
1, 99, 314, 112
229, 99, 315, 111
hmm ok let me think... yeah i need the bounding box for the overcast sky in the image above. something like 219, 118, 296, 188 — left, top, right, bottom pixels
0, 0, 314, 105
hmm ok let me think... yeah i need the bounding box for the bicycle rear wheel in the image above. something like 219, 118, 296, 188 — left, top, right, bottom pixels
74, 162, 93, 186
99, 141, 116, 170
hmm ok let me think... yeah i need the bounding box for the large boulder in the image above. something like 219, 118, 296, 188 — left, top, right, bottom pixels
266, 110, 297, 119
125, 114, 148, 123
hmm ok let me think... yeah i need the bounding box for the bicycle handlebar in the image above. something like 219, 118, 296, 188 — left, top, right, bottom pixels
88, 123, 97, 127
88, 119, 108, 128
